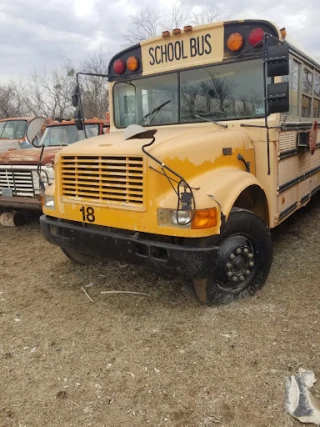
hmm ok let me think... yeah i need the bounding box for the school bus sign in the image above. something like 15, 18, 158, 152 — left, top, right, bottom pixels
142, 24, 224, 73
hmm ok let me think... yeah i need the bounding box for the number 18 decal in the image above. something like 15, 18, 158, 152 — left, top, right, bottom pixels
80, 206, 95, 223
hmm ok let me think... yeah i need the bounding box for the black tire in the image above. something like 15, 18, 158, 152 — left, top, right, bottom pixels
192, 208, 273, 306
61, 247, 99, 265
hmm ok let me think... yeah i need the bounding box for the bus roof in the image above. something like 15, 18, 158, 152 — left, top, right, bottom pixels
108, 19, 281, 80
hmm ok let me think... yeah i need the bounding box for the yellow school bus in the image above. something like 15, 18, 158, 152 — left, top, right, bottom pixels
40, 20, 320, 305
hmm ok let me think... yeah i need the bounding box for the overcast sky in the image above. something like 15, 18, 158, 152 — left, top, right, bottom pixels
0, 0, 319, 82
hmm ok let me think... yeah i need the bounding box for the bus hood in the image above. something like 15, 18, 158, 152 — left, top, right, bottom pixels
0, 146, 61, 165
56, 125, 253, 164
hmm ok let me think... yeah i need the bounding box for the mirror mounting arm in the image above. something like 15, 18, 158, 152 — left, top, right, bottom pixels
72, 71, 110, 134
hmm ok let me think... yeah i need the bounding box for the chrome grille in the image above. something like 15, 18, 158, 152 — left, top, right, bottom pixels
61, 156, 144, 207
0, 169, 35, 197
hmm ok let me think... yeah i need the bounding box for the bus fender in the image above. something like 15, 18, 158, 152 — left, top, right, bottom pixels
188, 168, 268, 224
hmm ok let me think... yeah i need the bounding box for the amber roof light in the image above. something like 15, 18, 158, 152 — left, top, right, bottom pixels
227, 32, 244, 52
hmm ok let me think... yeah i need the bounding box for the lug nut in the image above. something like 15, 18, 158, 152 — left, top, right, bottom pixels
232, 276, 238, 282
249, 261, 254, 267
248, 253, 254, 259
236, 248, 242, 254
239, 275, 245, 281
243, 248, 249, 254
230, 253, 235, 260
226, 262, 232, 268
227, 272, 233, 277
246, 270, 251, 276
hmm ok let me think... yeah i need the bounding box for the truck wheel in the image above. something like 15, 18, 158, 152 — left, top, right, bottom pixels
192, 209, 273, 306
61, 248, 98, 265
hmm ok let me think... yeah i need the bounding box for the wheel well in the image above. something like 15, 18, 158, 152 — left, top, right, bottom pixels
232, 185, 269, 224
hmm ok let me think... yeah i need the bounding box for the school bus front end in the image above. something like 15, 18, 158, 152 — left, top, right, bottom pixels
40, 19, 289, 305
40, 127, 235, 273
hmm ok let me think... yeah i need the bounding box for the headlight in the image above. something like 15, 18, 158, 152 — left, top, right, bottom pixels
44, 195, 55, 209
158, 209, 191, 228
171, 210, 191, 226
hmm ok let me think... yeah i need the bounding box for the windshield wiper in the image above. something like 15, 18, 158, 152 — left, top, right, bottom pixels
143, 100, 171, 123
195, 114, 228, 129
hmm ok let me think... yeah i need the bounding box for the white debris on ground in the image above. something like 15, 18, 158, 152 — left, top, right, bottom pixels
285, 368, 320, 425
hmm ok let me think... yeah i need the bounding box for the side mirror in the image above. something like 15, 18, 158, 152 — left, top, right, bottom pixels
72, 84, 84, 130
266, 43, 289, 77
74, 108, 84, 131
267, 81, 289, 114
265, 43, 290, 114
72, 84, 81, 107
26, 117, 46, 148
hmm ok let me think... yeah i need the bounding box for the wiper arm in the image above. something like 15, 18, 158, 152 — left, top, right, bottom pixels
195, 114, 228, 129
143, 100, 171, 121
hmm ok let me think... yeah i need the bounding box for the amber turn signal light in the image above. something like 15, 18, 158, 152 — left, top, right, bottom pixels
191, 208, 217, 229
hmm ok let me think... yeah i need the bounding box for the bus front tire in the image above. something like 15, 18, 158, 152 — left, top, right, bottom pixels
192, 209, 273, 306
61, 248, 98, 265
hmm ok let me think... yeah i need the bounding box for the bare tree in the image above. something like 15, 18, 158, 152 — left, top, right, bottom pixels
164, 1, 190, 30
20, 64, 75, 119
0, 82, 27, 119
122, 2, 225, 45
122, 8, 161, 45
189, 6, 225, 26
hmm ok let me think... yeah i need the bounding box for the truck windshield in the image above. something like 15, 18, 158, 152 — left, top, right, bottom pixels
41, 124, 100, 146
0, 120, 28, 139
113, 59, 267, 128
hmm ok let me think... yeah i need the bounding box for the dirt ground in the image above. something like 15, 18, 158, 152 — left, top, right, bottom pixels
1, 199, 320, 427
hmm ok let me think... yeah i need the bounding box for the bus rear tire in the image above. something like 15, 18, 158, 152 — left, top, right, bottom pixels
192, 209, 273, 306
61, 248, 98, 265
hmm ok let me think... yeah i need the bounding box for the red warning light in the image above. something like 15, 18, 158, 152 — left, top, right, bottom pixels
113, 59, 126, 74
248, 28, 264, 47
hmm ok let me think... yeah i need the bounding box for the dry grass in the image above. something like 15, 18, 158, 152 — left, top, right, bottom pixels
1, 197, 320, 426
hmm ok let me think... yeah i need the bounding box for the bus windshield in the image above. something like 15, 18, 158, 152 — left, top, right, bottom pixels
114, 59, 267, 128
0, 120, 28, 139
41, 124, 100, 146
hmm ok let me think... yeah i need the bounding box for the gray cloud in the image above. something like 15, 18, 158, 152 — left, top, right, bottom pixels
0, 0, 319, 82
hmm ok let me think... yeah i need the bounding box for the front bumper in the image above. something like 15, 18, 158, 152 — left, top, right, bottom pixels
0, 196, 42, 210
40, 215, 220, 278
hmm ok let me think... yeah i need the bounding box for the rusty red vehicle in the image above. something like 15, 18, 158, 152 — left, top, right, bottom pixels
0, 117, 50, 152
0, 118, 110, 214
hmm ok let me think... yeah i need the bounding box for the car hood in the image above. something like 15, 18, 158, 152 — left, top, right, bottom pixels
0, 146, 62, 165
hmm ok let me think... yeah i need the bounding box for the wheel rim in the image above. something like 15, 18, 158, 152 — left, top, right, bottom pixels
216, 235, 257, 293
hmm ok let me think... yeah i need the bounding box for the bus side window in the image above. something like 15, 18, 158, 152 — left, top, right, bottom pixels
302, 67, 313, 118
314, 73, 320, 118
282, 58, 300, 117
